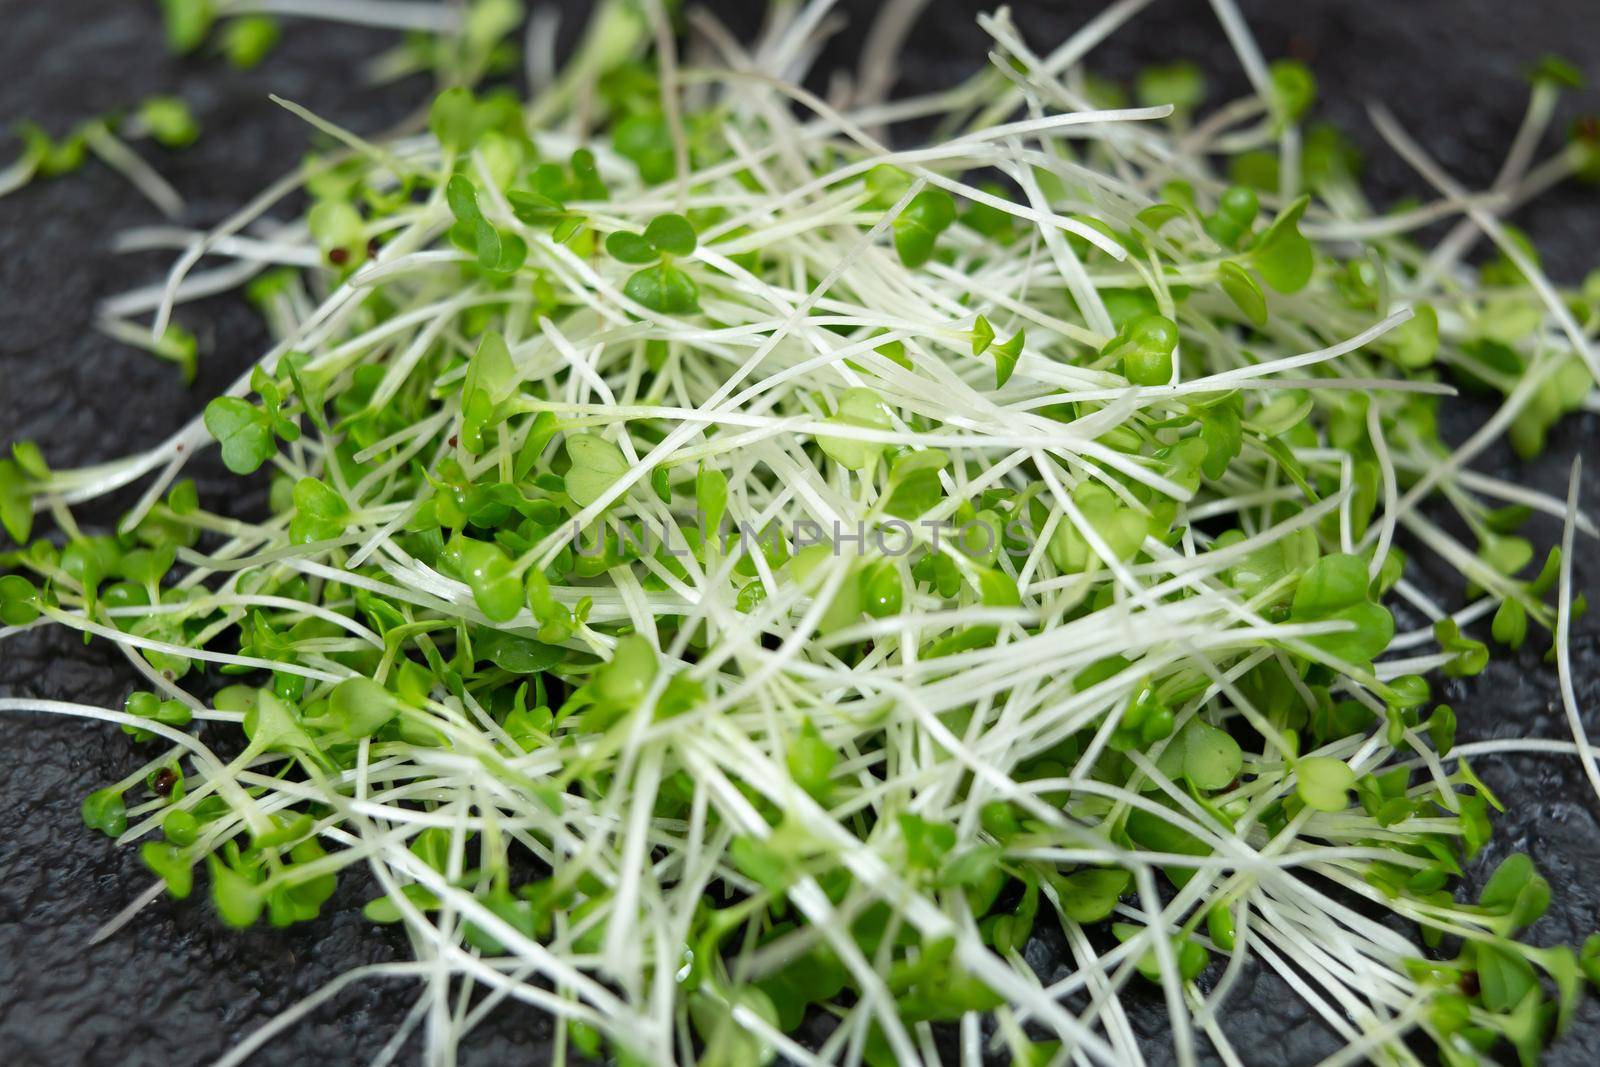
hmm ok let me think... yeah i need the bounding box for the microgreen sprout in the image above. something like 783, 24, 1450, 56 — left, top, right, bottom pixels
132, 96, 201, 150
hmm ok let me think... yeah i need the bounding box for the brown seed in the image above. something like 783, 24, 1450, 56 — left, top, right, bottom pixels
1459, 971, 1480, 997
152, 768, 179, 796
329, 247, 351, 266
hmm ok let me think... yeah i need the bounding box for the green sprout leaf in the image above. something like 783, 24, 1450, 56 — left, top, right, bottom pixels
308, 198, 366, 267
222, 16, 280, 69
696, 465, 728, 535
991, 330, 1025, 388
1250, 195, 1314, 293
1104, 313, 1179, 386
594, 633, 658, 707
1386, 304, 1440, 368
363, 884, 441, 924
817, 388, 892, 471
141, 842, 195, 899
429, 87, 482, 154
787, 720, 838, 798
892, 188, 957, 268
203, 397, 276, 475
288, 478, 349, 544
1434, 618, 1489, 677
0, 459, 34, 544
884, 449, 949, 520
1219, 261, 1268, 327
1290, 553, 1394, 665
606, 231, 658, 264
564, 433, 630, 508
613, 113, 675, 183
445, 536, 525, 622
1296, 756, 1355, 812
1204, 185, 1259, 247
1493, 597, 1529, 650
1268, 59, 1317, 123
325, 677, 401, 739
1479, 853, 1551, 930
624, 263, 700, 315
1175, 720, 1243, 791
138, 96, 200, 149
1475, 941, 1538, 1013
1581, 934, 1600, 990
447, 174, 482, 225
81, 788, 127, 837
207, 855, 264, 928
1530, 53, 1585, 91
460, 331, 518, 452
160, 0, 216, 54
243, 690, 322, 759
644, 213, 697, 256
970, 314, 995, 356
0, 574, 42, 626
1055, 868, 1130, 923
1136, 203, 1187, 232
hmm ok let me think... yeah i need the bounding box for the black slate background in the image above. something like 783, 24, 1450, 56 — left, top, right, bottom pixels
2, 1, 1599, 1064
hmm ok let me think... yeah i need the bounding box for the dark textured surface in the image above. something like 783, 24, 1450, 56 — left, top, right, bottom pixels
2, 1, 1598, 1065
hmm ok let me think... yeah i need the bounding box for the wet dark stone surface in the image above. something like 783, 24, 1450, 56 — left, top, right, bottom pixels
1, 1, 1597, 1064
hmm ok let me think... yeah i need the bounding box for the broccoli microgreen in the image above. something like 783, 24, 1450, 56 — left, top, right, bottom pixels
3, 5, 1599, 1067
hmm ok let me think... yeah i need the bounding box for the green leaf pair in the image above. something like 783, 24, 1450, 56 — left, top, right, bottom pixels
1295, 756, 1355, 812
1048, 482, 1149, 573
443, 535, 524, 622
203, 396, 287, 475
122, 690, 193, 742
1102, 312, 1180, 386
1203, 185, 1258, 248
1218, 196, 1314, 324
446, 174, 528, 273
1289, 553, 1394, 666
605, 213, 698, 264
81, 787, 127, 837
1113, 922, 1211, 983
971, 315, 1026, 387
1478, 853, 1551, 932
1434, 618, 1489, 677
602, 214, 701, 315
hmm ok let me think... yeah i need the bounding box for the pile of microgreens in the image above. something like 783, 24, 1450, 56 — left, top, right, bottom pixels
5, 0, 1600, 1065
